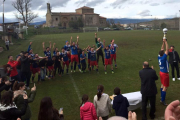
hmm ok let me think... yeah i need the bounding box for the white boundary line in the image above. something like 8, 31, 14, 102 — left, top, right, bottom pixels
69, 74, 81, 102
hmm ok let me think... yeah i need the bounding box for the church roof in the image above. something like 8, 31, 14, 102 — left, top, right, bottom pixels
99, 16, 106, 19
52, 12, 81, 16
76, 6, 94, 10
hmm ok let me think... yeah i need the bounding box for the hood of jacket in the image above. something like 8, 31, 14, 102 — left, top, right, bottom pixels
0, 103, 17, 111
81, 102, 92, 112
14, 90, 27, 99
114, 94, 124, 103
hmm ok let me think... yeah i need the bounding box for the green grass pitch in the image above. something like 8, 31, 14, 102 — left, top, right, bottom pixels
0, 30, 180, 120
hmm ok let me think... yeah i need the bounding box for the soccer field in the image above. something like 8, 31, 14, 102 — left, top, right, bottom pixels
0, 30, 180, 120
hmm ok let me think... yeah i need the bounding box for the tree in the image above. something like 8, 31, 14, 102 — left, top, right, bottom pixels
106, 20, 110, 27
117, 22, 121, 27
110, 19, 115, 26
69, 21, 78, 29
58, 22, 62, 27
12, 0, 38, 25
161, 23, 167, 29
112, 24, 117, 28
77, 18, 84, 28
69, 18, 84, 29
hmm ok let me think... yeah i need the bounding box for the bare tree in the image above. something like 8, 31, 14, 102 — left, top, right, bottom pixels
109, 19, 115, 26
12, 0, 38, 25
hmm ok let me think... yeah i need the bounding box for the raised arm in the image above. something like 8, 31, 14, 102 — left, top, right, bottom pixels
27, 42, 32, 52
164, 39, 169, 55
103, 40, 105, 49
70, 36, 72, 46
42, 42, 45, 51
53, 43, 55, 51
95, 33, 97, 43
76, 36, 79, 45
49, 41, 52, 50
161, 41, 165, 51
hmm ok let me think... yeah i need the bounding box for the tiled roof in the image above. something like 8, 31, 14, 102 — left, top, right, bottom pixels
99, 16, 106, 19
52, 12, 82, 16
76, 6, 94, 10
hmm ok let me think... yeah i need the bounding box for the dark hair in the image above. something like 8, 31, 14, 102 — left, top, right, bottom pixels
24, 51, 28, 55
80, 94, 89, 108
97, 85, 104, 101
170, 45, 174, 48
143, 62, 149, 68
38, 97, 55, 120
13, 81, 25, 91
56, 51, 59, 52
8, 55, 12, 59
61, 47, 65, 50
2, 64, 11, 74
159, 50, 164, 57
111, 40, 113, 42
46, 47, 49, 49
1, 91, 14, 106
114, 87, 121, 95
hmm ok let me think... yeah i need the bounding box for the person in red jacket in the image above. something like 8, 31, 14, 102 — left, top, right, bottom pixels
7, 55, 21, 88
80, 94, 97, 120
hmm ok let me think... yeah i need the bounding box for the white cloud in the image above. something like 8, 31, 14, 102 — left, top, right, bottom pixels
137, 10, 150, 16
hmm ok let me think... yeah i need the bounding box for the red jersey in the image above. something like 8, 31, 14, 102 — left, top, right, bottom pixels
7, 60, 19, 77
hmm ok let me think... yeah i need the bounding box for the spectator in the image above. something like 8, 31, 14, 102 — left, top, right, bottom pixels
16, 51, 24, 80
7, 55, 21, 88
38, 97, 64, 120
139, 62, 158, 120
20, 52, 32, 90
13, 81, 36, 120
5, 39, 9, 51
0, 91, 28, 120
113, 87, 129, 119
165, 100, 180, 120
80, 94, 97, 120
168, 45, 180, 81
93, 85, 111, 120
39, 58, 48, 81
0, 77, 11, 100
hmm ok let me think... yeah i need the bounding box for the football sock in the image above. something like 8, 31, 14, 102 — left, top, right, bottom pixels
62, 70, 64, 74
161, 91, 166, 102
160, 88, 163, 97
32, 76, 34, 81
71, 66, 73, 70
96, 69, 98, 72
115, 64, 117, 67
66, 69, 68, 73
38, 75, 40, 82
78, 64, 81, 69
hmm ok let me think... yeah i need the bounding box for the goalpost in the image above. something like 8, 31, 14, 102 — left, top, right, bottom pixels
83, 27, 98, 33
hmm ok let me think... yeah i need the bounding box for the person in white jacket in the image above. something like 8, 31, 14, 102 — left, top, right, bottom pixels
93, 85, 111, 120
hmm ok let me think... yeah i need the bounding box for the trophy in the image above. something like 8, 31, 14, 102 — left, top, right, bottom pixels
163, 28, 168, 39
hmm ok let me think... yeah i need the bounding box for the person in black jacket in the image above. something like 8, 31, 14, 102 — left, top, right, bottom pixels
112, 87, 129, 119
168, 45, 180, 81
54, 52, 63, 77
0, 77, 11, 100
139, 61, 158, 120
20, 52, 32, 90
0, 91, 28, 120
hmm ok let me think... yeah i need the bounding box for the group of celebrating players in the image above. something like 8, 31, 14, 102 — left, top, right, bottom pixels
24, 33, 119, 83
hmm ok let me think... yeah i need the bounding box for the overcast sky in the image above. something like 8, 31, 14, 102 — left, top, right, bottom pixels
0, 0, 180, 23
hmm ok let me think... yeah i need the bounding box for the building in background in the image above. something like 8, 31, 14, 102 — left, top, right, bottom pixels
45, 3, 106, 28
135, 18, 179, 30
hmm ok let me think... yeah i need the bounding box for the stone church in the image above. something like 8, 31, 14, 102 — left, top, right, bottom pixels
45, 3, 107, 28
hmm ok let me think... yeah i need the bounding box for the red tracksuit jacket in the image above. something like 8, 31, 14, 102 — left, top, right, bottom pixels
7, 60, 19, 77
